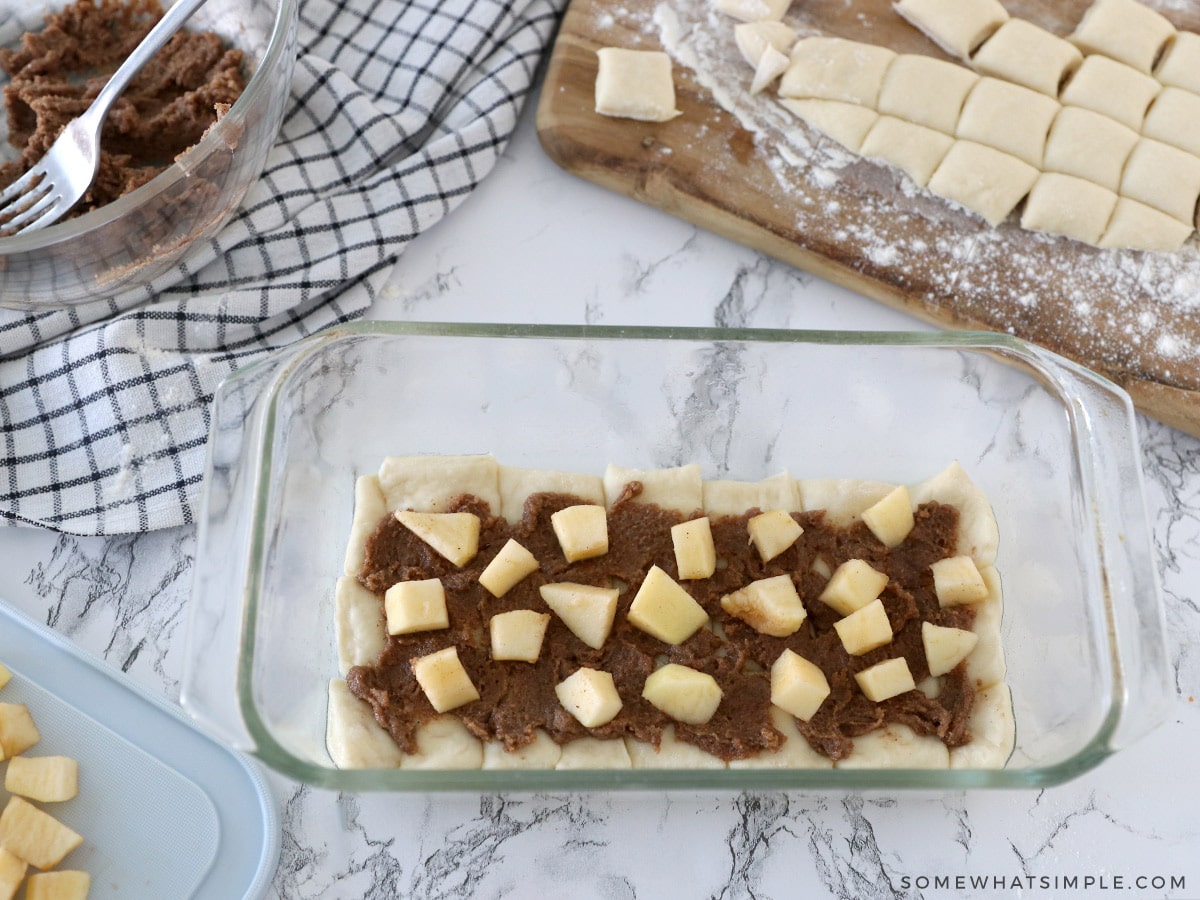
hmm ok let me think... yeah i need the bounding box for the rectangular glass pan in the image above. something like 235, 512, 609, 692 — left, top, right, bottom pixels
0, 602, 279, 896
183, 322, 1171, 790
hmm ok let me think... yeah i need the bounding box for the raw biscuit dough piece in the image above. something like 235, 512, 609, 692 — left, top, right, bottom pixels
751, 45, 791, 94
909, 461, 999, 566
892, 0, 1009, 59
964, 565, 1005, 690
1154, 30, 1200, 94
399, 715, 484, 770
335, 575, 386, 674
875, 54, 980, 135
603, 462, 703, 513
1019, 172, 1119, 246
497, 464, 605, 522
797, 478, 896, 525
327, 679, 404, 769
344, 474, 387, 576
1058, 54, 1161, 130
701, 471, 800, 517
1042, 106, 1139, 193
714, 0, 790, 24
926, 141, 1039, 227
623, 725, 727, 768
778, 98, 880, 153
734, 21, 797, 67
970, 19, 1083, 97
860, 116, 955, 188
779, 37, 898, 108
949, 683, 1015, 768
1098, 198, 1194, 252
1119, 138, 1200, 224
482, 729, 562, 769
1069, 0, 1176, 74
1141, 87, 1200, 158
378, 453, 500, 514
594, 48, 681, 123
556, 737, 632, 769
834, 723, 951, 769
955, 77, 1060, 167
727, 707, 834, 769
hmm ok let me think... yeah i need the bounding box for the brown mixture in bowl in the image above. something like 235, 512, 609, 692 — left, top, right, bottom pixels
0, 0, 246, 218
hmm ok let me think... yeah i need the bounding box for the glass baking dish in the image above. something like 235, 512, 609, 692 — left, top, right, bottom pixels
182, 322, 1171, 790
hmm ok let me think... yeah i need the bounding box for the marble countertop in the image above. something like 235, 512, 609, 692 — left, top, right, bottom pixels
2, 79, 1199, 899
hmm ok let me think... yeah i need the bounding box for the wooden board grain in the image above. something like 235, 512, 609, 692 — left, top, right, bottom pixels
535, 0, 1200, 437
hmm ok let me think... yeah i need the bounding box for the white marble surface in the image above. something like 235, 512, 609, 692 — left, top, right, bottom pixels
2, 82, 1200, 899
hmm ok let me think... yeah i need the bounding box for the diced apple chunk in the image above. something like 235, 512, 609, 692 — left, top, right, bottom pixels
931, 555, 990, 606
747, 509, 803, 562
24, 870, 91, 900
384, 578, 449, 635
854, 657, 917, 702
833, 598, 894, 656
671, 517, 717, 579
555, 668, 624, 727
410, 647, 480, 713
770, 649, 830, 721
489, 610, 552, 662
861, 485, 914, 547
627, 565, 709, 645
4, 756, 78, 803
641, 664, 723, 725
0, 796, 82, 870
0, 664, 10, 690
720, 574, 807, 637
0, 704, 40, 760
818, 559, 889, 616
394, 510, 480, 566
539, 582, 620, 649
0, 848, 26, 900
478, 539, 540, 597
550, 504, 609, 562
922, 621, 980, 676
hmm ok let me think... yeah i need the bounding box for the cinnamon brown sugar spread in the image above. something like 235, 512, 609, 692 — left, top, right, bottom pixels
0, 0, 245, 217
347, 486, 976, 763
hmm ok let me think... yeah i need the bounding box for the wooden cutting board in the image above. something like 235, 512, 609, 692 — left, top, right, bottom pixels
536, 0, 1200, 438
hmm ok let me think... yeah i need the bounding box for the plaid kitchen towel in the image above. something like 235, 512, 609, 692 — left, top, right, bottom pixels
0, 0, 565, 534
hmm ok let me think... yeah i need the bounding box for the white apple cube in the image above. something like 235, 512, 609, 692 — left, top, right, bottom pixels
833, 598, 894, 656
770, 649, 831, 721
24, 871, 91, 900
627, 565, 710, 645
720, 574, 807, 637
818, 558, 889, 616
922, 621, 980, 676
0, 663, 10, 690
641, 664, 723, 724
747, 509, 803, 562
4, 755, 78, 803
0, 703, 40, 760
539, 582, 619, 649
0, 796, 82, 870
861, 485, 914, 548
410, 647, 480, 713
394, 510, 480, 566
672, 516, 717, 579
931, 555, 990, 606
479, 538, 540, 597
854, 657, 917, 702
551, 504, 609, 562
384, 578, 449, 635
489, 610, 552, 662
555, 667, 624, 727
0, 849, 26, 900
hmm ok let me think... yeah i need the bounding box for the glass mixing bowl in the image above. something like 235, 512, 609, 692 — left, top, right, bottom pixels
0, 0, 297, 309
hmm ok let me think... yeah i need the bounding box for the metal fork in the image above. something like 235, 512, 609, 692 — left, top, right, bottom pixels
0, 0, 210, 237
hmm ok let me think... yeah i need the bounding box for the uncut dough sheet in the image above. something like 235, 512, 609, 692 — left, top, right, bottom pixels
329, 455, 1014, 771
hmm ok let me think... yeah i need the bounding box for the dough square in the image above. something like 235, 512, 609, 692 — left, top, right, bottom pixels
970, 19, 1083, 96
714, 0, 790, 24
1069, 0, 1176, 74
735, 21, 798, 68
777, 98, 879, 152
892, 0, 1009, 59
861, 116, 955, 187
927, 140, 1039, 226
594, 48, 681, 122
876, 54, 979, 134
1142, 87, 1200, 158
955, 77, 1060, 168
1019, 172, 1119, 246
779, 37, 898, 107
1059, 54, 1161, 130
1099, 197, 1194, 252
1119, 138, 1200, 224
1155, 31, 1200, 94
1042, 106, 1138, 193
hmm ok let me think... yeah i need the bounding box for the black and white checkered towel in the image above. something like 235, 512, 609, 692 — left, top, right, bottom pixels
0, 0, 565, 535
